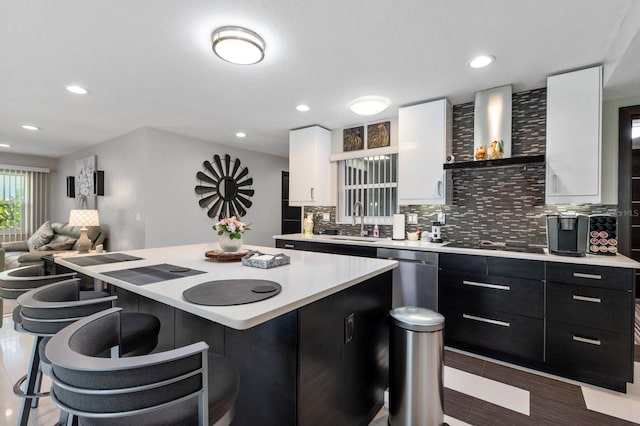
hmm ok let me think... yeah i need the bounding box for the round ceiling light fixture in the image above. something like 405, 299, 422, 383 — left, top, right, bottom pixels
21, 124, 39, 131
0, 143, 11, 148
469, 55, 495, 68
66, 85, 88, 95
236, 132, 247, 138
296, 104, 310, 112
212, 26, 265, 65
349, 96, 390, 116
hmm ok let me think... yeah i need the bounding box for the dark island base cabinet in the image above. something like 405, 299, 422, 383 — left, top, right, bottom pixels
276, 239, 377, 258
110, 271, 391, 426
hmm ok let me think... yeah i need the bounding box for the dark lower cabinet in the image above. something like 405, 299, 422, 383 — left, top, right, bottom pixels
276, 238, 378, 258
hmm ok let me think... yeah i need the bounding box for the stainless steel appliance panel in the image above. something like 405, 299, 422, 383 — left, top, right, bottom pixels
377, 248, 438, 310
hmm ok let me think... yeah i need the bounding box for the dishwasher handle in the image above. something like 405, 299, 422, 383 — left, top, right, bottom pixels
381, 257, 427, 265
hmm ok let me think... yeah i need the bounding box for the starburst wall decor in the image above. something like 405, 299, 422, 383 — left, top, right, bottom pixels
195, 154, 254, 219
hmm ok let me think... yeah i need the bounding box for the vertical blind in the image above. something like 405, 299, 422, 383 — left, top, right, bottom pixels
338, 154, 398, 224
0, 166, 50, 243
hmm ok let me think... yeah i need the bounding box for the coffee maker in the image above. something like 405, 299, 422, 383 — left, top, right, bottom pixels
547, 214, 589, 256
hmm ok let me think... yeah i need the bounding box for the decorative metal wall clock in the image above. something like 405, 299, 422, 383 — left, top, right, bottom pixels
195, 154, 254, 219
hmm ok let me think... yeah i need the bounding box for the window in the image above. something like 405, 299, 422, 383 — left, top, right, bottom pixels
0, 166, 50, 242
338, 154, 398, 224
0, 172, 25, 233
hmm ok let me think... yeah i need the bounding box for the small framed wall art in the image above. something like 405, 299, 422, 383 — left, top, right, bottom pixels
343, 126, 364, 152
367, 121, 390, 149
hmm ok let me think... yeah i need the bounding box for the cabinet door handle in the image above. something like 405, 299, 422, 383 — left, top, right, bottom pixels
310, 187, 315, 200
552, 174, 558, 193
284, 244, 295, 249
572, 272, 602, 280
462, 313, 510, 327
572, 295, 601, 303
437, 180, 443, 197
572, 335, 601, 346
462, 280, 510, 291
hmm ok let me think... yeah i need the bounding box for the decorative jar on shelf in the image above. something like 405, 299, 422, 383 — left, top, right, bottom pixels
303, 213, 314, 236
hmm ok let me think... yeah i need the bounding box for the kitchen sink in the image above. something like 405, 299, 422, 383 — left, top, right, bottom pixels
324, 236, 380, 243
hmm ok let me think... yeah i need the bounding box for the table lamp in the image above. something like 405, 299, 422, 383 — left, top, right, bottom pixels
68, 209, 100, 253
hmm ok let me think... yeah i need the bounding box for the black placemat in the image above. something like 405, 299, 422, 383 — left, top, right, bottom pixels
183, 279, 281, 306
64, 253, 143, 267
102, 264, 205, 286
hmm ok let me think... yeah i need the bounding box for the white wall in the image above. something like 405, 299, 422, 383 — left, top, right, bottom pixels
51, 127, 288, 250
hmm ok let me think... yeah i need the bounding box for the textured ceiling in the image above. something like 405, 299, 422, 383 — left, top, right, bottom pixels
0, 0, 639, 159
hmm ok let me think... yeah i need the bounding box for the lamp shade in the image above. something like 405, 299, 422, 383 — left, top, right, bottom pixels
69, 209, 100, 228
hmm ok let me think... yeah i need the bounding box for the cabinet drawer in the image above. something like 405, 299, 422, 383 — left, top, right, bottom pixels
441, 307, 543, 361
547, 283, 632, 333
439, 271, 543, 318
487, 257, 544, 281
546, 263, 633, 290
546, 320, 633, 382
440, 253, 485, 274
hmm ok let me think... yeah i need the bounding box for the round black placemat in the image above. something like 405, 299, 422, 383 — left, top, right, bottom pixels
183, 279, 282, 306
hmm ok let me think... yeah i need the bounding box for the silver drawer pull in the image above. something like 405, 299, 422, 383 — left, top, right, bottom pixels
572, 295, 602, 303
462, 280, 511, 291
572, 272, 602, 280
284, 244, 295, 249
462, 313, 510, 327
572, 335, 601, 346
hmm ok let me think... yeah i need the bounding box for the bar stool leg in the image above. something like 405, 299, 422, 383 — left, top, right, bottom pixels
16, 335, 43, 426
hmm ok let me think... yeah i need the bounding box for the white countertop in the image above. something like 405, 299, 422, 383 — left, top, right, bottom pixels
55, 243, 397, 330
273, 234, 640, 269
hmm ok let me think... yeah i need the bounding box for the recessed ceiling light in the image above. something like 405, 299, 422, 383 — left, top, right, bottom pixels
296, 104, 310, 112
212, 26, 265, 65
469, 55, 495, 68
66, 85, 88, 95
0, 143, 10, 148
236, 132, 247, 138
349, 96, 390, 116
21, 125, 39, 131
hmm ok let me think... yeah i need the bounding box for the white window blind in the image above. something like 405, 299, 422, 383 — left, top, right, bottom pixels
338, 154, 398, 224
0, 166, 49, 242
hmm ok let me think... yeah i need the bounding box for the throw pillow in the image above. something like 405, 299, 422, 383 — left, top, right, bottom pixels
40, 239, 77, 251
27, 221, 55, 252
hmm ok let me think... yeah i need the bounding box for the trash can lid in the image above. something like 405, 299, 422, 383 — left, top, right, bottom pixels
390, 306, 444, 332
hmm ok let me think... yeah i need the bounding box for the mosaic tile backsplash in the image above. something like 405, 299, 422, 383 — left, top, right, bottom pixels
303, 88, 616, 245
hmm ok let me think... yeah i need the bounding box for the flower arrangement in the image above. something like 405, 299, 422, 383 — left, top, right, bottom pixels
213, 216, 250, 240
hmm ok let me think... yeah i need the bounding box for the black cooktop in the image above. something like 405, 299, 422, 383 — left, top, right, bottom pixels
446, 242, 546, 254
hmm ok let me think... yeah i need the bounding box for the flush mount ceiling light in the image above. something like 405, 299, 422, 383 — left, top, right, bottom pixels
0, 143, 10, 148
212, 26, 265, 65
349, 96, 390, 116
66, 85, 88, 95
296, 104, 310, 112
21, 124, 39, 131
236, 132, 247, 138
469, 55, 495, 68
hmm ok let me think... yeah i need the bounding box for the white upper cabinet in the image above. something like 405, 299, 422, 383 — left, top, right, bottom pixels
398, 99, 452, 205
289, 126, 333, 206
546, 66, 612, 204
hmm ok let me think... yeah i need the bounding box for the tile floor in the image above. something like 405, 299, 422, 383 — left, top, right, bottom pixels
1, 298, 640, 426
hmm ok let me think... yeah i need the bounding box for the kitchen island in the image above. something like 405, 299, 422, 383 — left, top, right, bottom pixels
55, 243, 397, 426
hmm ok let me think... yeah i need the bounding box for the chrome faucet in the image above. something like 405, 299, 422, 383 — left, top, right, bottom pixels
352, 201, 367, 236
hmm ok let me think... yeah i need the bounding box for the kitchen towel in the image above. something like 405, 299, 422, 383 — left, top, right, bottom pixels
393, 214, 405, 240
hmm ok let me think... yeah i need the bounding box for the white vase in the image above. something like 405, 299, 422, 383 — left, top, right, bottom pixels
219, 233, 242, 252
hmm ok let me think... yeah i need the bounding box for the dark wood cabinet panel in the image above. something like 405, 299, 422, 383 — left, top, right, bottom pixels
547, 282, 633, 334
487, 257, 544, 281
439, 253, 486, 274
439, 271, 543, 319
546, 320, 633, 385
441, 307, 544, 361
546, 262, 633, 290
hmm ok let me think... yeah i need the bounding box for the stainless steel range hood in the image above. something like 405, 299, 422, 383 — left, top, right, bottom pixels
474, 84, 512, 159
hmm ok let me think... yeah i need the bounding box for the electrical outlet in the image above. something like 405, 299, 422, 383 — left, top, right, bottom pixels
437, 212, 446, 225
322, 213, 330, 221
407, 213, 418, 224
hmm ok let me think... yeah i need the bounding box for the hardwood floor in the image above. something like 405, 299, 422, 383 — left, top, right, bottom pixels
2, 298, 640, 426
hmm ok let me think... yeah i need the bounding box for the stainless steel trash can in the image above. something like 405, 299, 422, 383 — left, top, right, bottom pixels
389, 306, 445, 426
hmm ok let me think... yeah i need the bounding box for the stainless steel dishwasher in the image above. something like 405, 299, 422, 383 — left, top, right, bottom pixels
377, 248, 438, 310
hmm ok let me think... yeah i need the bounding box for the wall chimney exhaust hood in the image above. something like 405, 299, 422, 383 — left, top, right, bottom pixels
474, 84, 512, 160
